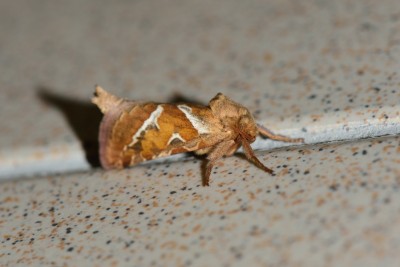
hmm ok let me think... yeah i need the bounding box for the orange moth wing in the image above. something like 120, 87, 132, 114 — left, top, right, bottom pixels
92, 86, 226, 169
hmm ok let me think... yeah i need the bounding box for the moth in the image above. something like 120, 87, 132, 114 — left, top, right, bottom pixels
92, 86, 303, 186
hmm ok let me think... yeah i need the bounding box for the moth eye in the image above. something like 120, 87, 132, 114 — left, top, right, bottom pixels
244, 135, 256, 143
249, 134, 256, 142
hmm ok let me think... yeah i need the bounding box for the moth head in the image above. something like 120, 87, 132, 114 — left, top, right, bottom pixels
238, 115, 258, 142
209, 93, 258, 142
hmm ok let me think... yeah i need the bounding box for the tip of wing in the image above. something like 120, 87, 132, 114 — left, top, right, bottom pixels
92, 85, 122, 113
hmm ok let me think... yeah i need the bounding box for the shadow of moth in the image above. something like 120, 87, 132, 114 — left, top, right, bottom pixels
92, 86, 304, 186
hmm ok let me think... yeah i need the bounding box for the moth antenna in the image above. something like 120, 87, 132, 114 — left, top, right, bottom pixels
257, 124, 304, 143
240, 136, 274, 174
92, 85, 123, 114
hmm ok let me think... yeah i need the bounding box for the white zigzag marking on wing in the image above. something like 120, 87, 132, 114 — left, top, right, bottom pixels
167, 132, 186, 145
177, 105, 210, 134
129, 105, 163, 146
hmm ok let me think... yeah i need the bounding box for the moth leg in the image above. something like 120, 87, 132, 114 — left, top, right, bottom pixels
204, 140, 236, 186
240, 137, 274, 175
257, 124, 304, 143
224, 142, 240, 157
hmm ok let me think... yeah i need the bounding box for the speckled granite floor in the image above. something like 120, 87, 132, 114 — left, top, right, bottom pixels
1, 0, 400, 266
2, 136, 400, 266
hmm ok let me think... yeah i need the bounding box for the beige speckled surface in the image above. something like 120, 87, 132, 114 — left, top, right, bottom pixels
1, 0, 400, 266
1, 136, 400, 266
